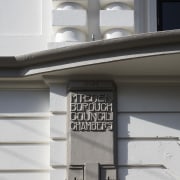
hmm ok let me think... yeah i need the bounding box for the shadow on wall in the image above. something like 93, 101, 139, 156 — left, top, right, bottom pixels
117, 84, 180, 179
0, 90, 49, 113
118, 113, 180, 180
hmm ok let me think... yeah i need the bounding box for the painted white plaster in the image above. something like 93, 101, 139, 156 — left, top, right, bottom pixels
0, 118, 49, 142
100, 0, 134, 8
117, 85, 180, 112
0, 0, 42, 35
117, 84, 180, 179
103, 28, 131, 39
50, 114, 67, 139
51, 0, 135, 48
118, 140, 180, 177
100, 10, 134, 27
50, 141, 67, 166
53, 0, 88, 9
53, 10, 87, 26
55, 28, 86, 42
0, 36, 50, 56
0, 90, 49, 113
118, 168, 176, 180
50, 168, 67, 180
104, 2, 132, 10
0, 144, 49, 169
100, 10, 134, 33
56, 2, 84, 10
48, 82, 68, 179
118, 113, 180, 138
0, 0, 51, 56
49, 84, 67, 113
0, 172, 49, 180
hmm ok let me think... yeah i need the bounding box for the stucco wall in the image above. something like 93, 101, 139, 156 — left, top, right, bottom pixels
0, 82, 180, 180
0, 84, 68, 180
117, 84, 180, 180
0, 89, 50, 179
0, 0, 159, 56
0, 0, 51, 56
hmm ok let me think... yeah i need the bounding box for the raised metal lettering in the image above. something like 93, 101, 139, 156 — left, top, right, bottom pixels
70, 92, 114, 131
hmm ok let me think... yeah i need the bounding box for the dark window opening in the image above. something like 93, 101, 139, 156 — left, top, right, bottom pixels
157, 0, 180, 31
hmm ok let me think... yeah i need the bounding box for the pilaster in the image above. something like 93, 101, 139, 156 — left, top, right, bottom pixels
44, 77, 68, 180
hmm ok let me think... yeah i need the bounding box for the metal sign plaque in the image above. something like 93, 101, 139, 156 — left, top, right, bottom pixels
70, 91, 114, 131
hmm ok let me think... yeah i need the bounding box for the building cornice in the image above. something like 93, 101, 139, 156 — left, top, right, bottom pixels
0, 30, 180, 77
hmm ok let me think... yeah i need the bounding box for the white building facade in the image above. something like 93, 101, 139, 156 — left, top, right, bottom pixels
0, 1, 180, 180
0, 0, 159, 56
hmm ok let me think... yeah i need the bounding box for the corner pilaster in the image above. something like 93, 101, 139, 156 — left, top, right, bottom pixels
43, 76, 68, 180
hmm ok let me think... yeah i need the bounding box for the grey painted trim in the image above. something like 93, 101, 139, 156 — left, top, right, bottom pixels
147, 0, 157, 32
134, 0, 147, 33
134, 0, 157, 33
1, 30, 180, 76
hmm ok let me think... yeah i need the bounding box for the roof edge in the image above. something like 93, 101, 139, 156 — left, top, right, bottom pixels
1, 30, 180, 68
